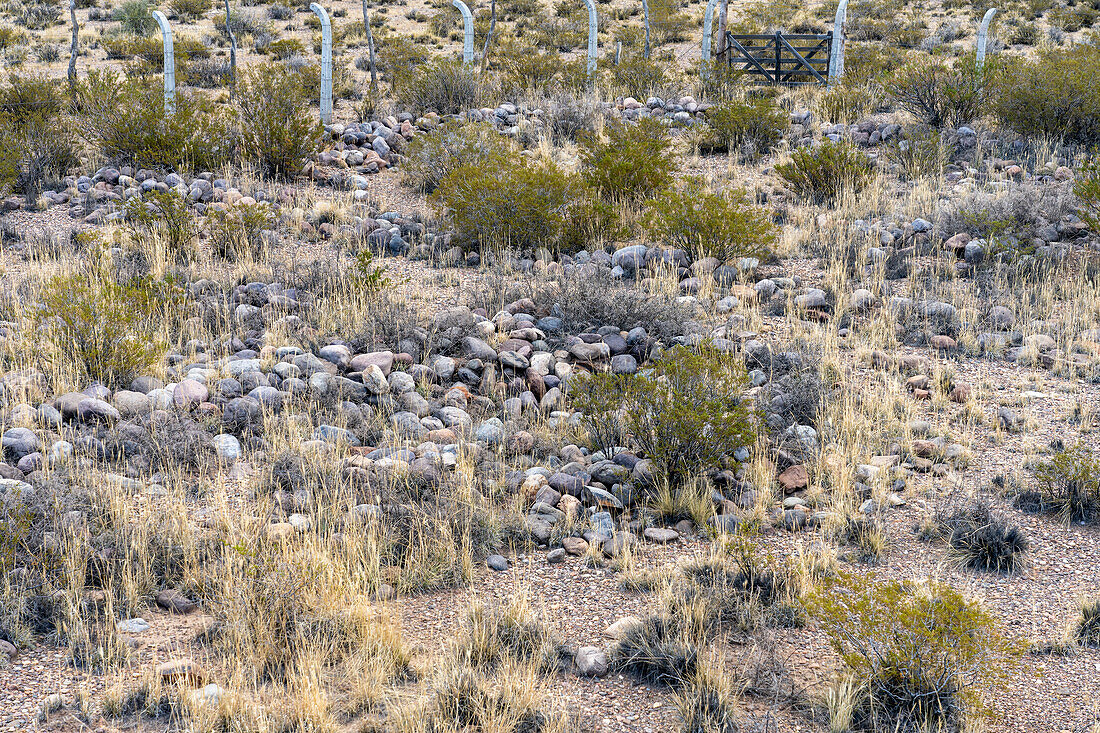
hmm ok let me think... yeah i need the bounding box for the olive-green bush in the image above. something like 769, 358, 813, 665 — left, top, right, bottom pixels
236, 62, 321, 180
701, 97, 788, 154
398, 57, 482, 116
35, 274, 176, 388
994, 45, 1100, 147
77, 69, 235, 171
571, 344, 756, 483
401, 122, 513, 194
806, 573, 1019, 732
0, 74, 79, 201
775, 141, 875, 203
886, 54, 990, 128
644, 176, 776, 263
433, 155, 586, 252
580, 117, 677, 205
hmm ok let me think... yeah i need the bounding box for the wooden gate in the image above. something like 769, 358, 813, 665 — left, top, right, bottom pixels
718, 31, 832, 86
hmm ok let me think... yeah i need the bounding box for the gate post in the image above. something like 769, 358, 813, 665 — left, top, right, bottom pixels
310, 3, 332, 124
700, 0, 721, 79
582, 0, 597, 76
827, 0, 848, 85
976, 7, 997, 70
151, 10, 175, 114
453, 0, 474, 65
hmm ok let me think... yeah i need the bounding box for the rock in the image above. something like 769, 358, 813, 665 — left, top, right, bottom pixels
157, 658, 206, 686
708, 514, 740, 534
547, 548, 566, 563
212, 434, 241, 463
0, 638, 16, 660
643, 527, 679, 544
602, 532, 637, 558
777, 464, 809, 492
562, 536, 589, 555
116, 618, 151, 634
76, 398, 119, 423
155, 589, 197, 614
929, 335, 956, 351
574, 646, 609, 677
2, 427, 38, 459
486, 554, 509, 572
603, 616, 642, 640
173, 379, 209, 409
360, 364, 390, 394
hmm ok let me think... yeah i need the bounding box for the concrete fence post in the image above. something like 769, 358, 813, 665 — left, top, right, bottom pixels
310, 2, 333, 124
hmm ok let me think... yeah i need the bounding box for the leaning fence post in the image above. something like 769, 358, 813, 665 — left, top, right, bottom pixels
453, 0, 474, 64
151, 11, 175, 113
582, 0, 597, 76
310, 2, 332, 124
976, 7, 997, 70
827, 0, 848, 86
700, 0, 720, 79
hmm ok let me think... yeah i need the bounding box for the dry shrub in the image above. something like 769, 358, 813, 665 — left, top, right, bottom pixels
236, 62, 322, 180
886, 54, 990, 128
401, 122, 513, 194
776, 141, 874, 204
806, 573, 1021, 732
580, 117, 677, 205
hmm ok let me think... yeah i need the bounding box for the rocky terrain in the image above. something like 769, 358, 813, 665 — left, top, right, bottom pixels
2, 0, 1100, 732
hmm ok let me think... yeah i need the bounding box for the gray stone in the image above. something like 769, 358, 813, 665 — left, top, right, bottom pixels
574, 646, 609, 677
487, 554, 509, 572
2, 428, 38, 459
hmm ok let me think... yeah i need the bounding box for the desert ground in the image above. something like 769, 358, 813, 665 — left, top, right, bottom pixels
1, 0, 1100, 731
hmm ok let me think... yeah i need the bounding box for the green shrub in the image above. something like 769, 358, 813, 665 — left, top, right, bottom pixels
102, 34, 210, 68
571, 344, 756, 483
993, 45, 1100, 147
35, 274, 175, 387
123, 190, 198, 264
401, 122, 513, 194
398, 57, 481, 115
0, 74, 78, 201
609, 57, 674, 98
113, 0, 156, 35
807, 573, 1020, 732
1076, 597, 1100, 647
883, 126, 953, 182
886, 54, 990, 128
0, 25, 29, 52
701, 97, 788, 154
236, 62, 321, 180
434, 155, 586, 253
580, 118, 677, 205
815, 83, 879, 125
775, 141, 875, 203
376, 34, 431, 99
208, 202, 276, 261
495, 43, 563, 94
644, 177, 775, 264
1019, 444, 1100, 524
1074, 156, 1100, 232
169, 0, 210, 20
77, 69, 235, 171
263, 37, 306, 60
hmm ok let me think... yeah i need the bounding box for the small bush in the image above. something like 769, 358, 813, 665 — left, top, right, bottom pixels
580, 117, 677, 205
263, 37, 306, 60
994, 45, 1100, 147
114, 0, 156, 35
676, 662, 741, 733
455, 599, 563, 672
1075, 598, 1100, 647
776, 141, 874, 204
236, 62, 321, 180
208, 202, 276, 261
644, 176, 776, 264
0, 25, 29, 52
886, 54, 990, 128
939, 502, 1029, 573
883, 126, 953, 182
815, 83, 880, 125
398, 57, 481, 115
0, 74, 78, 201
609, 56, 675, 98
701, 97, 788, 155
433, 155, 586, 253
572, 344, 756, 484
401, 122, 513, 194
1074, 156, 1100, 233
123, 190, 198, 264
76, 70, 235, 171
610, 615, 698, 687
415, 668, 557, 733
34, 274, 171, 388
806, 573, 1020, 731
1019, 444, 1100, 524
169, 0, 210, 20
